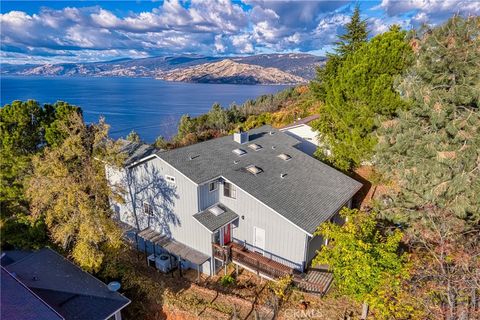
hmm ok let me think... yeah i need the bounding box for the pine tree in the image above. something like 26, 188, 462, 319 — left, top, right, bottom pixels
335, 5, 369, 57
376, 16, 480, 318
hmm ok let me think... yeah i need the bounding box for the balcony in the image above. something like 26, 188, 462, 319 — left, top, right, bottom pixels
213, 242, 333, 296
213, 242, 293, 279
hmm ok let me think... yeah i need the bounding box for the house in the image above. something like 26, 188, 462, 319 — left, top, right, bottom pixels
1, 248, 130, 320
106, 125, 361, 283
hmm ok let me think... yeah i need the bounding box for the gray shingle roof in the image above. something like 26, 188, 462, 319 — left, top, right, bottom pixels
5, 248, 130, 320
193, 203, 239, 232
1, 267, 64, 320
118, 139, 158, 166
157, 126, 362, 235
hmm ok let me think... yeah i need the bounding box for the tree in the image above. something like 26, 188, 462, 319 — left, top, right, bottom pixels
376, 16, 480, 224
1, 100, 80, 249
207, 103, 229, 130
126, 130, 141, 143
313, 208, 414, 319
312, 26, 413, 170
26, 112, 122, 272
335, 5, 369, 57
311, 6, 368, 101
375, 16, 480, 318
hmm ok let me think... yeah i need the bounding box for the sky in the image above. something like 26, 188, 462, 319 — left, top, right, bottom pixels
1, 0, 479, 64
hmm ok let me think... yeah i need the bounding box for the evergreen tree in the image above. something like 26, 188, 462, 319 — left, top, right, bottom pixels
376, 16, 480, 318
1, 100, 80, 249
312, 26, 413, 170
311, 6, 368, 101
335, 5, 369, 57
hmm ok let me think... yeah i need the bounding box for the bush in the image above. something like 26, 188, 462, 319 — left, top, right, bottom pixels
220, 274, 236, 286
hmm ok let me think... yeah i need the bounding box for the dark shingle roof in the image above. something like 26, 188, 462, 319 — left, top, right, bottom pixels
193, 203, 239, 232
5, 248, 130, 320
1, 267, 64, 320
118, 139, 158, 166
157, 126, 362, 235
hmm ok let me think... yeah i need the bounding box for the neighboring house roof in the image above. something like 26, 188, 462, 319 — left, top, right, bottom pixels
280, 114, 320, 130
1, 267, 64, 320
4, 248, 130, 320
194, 203, 239, 232
157, 125, 362, 235
118, 138, 158, 166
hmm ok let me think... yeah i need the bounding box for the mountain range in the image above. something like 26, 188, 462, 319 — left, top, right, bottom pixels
2, 53, 325, 85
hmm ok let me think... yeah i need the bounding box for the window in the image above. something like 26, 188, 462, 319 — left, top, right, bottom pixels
246, 165, 263, 175
143, 202, 153, 216
209, 181, 217, 192
248, 143, 262, 151
224, 182, 236, 199
165, 175, 175, 183
232, 148, 247, 156
278, 153, 292, 161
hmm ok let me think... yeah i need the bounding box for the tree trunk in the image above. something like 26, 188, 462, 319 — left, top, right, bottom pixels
361, 301, 369, 320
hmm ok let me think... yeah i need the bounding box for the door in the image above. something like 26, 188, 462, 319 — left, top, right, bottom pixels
253, 226, 265, 254
223, 224, 231, 245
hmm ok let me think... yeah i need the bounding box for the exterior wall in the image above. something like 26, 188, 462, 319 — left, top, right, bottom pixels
198, 181, 219, 211
106, 158, 213, 275
305, 209, 346, 266
218, 180, 308, 271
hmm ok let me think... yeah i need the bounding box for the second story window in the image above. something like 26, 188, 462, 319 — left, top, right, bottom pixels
209, 181, 217, 192
224, 182, 236, 199
143, 202, 153, 216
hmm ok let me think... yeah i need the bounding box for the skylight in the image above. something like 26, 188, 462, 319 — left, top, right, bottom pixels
232, 148, 247, 156
278, 153, 292, 161
209, 205, 225, 216
246, 165, 263, 175
248, 143, 262, 151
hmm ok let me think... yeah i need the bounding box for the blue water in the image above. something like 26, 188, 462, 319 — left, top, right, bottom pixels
1, 76, 287, 142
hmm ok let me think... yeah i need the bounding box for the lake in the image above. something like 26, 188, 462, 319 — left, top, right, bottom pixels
1, 76, 287, 142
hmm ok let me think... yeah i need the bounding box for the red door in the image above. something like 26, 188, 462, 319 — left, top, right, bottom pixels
223, 224, 231, 244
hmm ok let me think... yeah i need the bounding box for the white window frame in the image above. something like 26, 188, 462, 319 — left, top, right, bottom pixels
165, 175, 176, 183
209, 181, 217, 192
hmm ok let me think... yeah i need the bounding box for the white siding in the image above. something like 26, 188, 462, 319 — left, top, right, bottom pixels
218, 180, 308, 271
106, 158, 213, 274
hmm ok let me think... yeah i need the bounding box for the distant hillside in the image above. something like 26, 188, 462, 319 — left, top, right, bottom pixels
2, 54, 324, 84
158, 59, 307, 85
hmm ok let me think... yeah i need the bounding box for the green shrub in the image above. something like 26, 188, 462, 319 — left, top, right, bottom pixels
220, 274, 235, 286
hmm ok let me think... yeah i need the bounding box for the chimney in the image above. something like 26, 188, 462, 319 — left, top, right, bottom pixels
233, 130, 249, 144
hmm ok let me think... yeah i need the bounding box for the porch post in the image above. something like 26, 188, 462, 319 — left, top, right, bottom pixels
144, 239, 148, 266
197, 264, 200, 282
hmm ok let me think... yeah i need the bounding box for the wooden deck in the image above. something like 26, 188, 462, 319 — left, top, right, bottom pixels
213, 242, 333, 295
293, 268, 333, 296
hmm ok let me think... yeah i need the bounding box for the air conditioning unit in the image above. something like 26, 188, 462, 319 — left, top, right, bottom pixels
155, 254, 172, 273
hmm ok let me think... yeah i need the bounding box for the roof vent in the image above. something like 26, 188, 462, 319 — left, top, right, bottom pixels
189, 154, 200, 160
234, 131, 249, 144
234, 160, 240, 164
248, 143, 262, 151
278, 153, 292, 161
232, 148, 247, 156
246, 165, 263, 175
209, 205, 225, 216
280, 173, 288, 178
269, 131, 275, 135
271, 145, 276, 150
